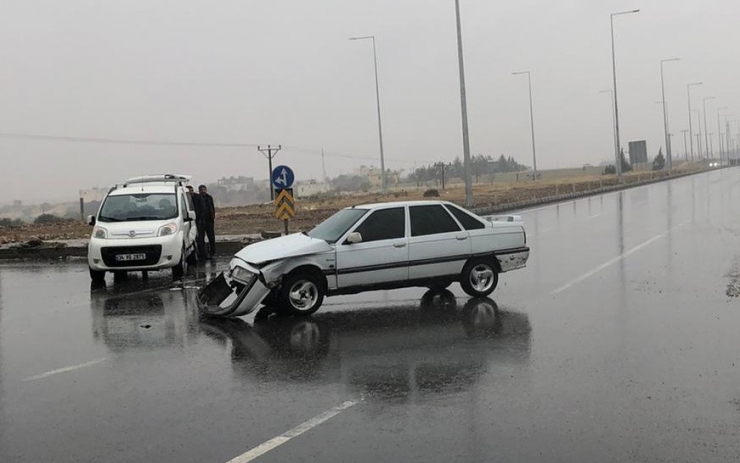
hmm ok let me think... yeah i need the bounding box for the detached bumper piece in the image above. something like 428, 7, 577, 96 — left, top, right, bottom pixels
197, 271, 271, 318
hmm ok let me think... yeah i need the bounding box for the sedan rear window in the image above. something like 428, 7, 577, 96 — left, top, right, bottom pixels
445, 204, 486, 230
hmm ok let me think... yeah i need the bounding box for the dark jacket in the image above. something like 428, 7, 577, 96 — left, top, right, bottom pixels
189, 193, 206, 224
201, 193, 216, 223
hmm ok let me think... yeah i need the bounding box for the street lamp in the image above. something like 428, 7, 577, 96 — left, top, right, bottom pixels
703, 96, 716, 158
610, 9, 640, 180
600, 89, 617, 169
349, 35, 387, 195
513, 71, 538, 181
453, 0, 473, 207
717, 106, 729, 164
687, 82, 702, 161
681, 129, 689, 162
660, 58, 680, 170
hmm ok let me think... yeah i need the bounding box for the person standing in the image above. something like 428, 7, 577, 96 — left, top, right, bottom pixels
186, 186, 206, 262
198, 184, 216, 259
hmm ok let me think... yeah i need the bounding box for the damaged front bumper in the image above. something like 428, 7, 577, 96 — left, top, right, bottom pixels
197, 260, 273, 317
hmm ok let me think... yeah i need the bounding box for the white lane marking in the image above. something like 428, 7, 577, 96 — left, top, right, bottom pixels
225, 399, 360, 463
551, 223, 687, 295
22, 358, 107, 382
587, 213, 603, 220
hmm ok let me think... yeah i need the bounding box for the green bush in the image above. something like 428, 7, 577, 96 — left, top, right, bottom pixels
33, 214, 66, 225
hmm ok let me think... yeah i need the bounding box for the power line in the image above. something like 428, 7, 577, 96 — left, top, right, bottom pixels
0, 131, 258, 148
0, 131, 424, 165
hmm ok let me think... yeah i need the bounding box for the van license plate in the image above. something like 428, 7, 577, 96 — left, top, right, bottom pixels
115, 253, 147, 262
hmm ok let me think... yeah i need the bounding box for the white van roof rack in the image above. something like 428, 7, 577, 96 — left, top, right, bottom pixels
124, 174, 192, 186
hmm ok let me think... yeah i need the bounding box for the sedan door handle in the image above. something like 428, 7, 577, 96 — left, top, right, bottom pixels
393, 242, 407, 248
455, 235, 468, 241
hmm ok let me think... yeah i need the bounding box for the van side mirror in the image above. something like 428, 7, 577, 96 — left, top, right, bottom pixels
87, 215, 96, 226
183, 213, 193, 223
346, 232, 363, 244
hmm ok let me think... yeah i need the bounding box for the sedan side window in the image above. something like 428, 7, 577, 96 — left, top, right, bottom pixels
352, 207, 405, 243
410, 205, 461, 237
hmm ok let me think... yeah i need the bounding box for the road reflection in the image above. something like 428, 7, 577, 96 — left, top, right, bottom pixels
201, 290, 531, 402
90, 279, 200, 353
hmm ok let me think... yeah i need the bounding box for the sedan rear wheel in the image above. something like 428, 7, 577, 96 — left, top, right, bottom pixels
460, 258, 499, 297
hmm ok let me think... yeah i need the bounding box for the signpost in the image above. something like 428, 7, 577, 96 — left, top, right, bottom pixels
272, 165, 295, 235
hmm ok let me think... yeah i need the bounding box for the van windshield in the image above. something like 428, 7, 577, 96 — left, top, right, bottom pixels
98, 193, 178, 222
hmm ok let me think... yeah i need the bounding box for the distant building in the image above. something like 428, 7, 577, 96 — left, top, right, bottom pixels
353, 165, 382, 187
296, 180, 332, 198
217, 176, 255, 192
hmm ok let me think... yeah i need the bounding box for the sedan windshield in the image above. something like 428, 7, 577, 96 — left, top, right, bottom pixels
98, 193, 178, 222
307, 208, 368, 243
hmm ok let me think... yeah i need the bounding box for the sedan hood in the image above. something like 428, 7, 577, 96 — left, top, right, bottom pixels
235, 233, 333, 265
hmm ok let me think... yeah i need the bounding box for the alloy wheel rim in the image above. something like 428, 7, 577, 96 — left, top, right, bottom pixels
289, 280, 319, 310
470, 265, 494, 292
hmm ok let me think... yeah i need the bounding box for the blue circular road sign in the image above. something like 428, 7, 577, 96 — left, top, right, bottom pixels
272, 165, 295, 189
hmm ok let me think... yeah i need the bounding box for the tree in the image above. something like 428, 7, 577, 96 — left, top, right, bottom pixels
652, 148, 665, 171
620, 148, 632, 173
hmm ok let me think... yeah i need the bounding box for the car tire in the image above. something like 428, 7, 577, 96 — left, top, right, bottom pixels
89, 267, 106, 283
278, 272, 325, 317
172, 245, 187, 280
460, 258, 499, 297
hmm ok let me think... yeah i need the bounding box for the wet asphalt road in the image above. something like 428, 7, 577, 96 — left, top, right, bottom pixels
2, 169, 740, 462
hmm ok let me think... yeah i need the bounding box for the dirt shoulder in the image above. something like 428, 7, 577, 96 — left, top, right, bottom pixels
0, 168, 704, 244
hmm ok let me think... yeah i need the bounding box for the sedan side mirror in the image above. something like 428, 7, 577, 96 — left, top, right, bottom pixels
346, 232, 363, 244
87, 215, 96, 226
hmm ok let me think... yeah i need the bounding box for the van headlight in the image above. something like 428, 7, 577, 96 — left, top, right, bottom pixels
158, 223, 178, 237
230, 265, 255, 285
92, 226, 108, 239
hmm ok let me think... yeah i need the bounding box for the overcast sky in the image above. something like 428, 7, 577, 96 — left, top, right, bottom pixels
1, 0, 738, 204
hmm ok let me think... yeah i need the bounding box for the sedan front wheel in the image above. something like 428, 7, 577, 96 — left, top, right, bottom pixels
278, 272, 325, 316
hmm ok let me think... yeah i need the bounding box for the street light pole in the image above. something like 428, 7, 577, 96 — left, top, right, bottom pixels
660, 58, 680, 170
681, 129, 689, 162
687, 82, 702, 162
513, 71, 537, 180
453, 0, 473, 207
600, 89, 618, 169
703, 96, 715, 159
610, 9, 640, 180
349, 35, 387, 195
717, 107, 729, 165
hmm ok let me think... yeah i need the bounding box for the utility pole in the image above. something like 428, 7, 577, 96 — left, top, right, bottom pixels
321, 147, 327, 182
258, 145, 282, 200
454, 0, 474, 207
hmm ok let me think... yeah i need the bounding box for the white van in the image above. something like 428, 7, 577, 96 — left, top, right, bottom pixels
87, 174, 199, 282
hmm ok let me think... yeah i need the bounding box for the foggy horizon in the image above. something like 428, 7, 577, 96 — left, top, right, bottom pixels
1, 0, 738, 205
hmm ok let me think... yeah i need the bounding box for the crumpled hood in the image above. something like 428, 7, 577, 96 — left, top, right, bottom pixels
235, 233, 333, 265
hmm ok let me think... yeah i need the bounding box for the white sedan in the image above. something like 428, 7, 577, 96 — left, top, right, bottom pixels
198, 200, 529, 317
